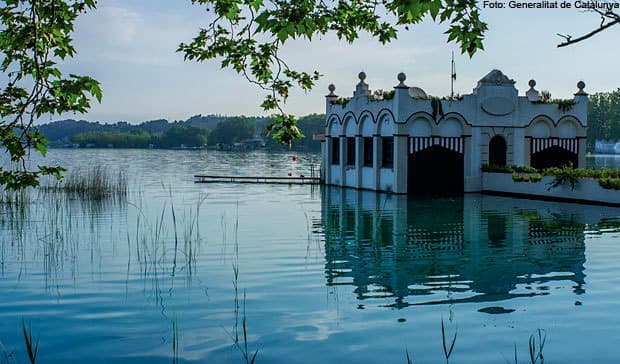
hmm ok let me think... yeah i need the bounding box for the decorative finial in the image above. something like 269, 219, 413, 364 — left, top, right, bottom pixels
526, 79, 540, 101
395, 72, 408, 88
327, 83, 336, 97
575, 81, 587, 96
358, 71, 367, 82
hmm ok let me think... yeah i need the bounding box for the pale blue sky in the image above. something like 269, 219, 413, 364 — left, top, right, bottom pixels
49, 0, 620, 124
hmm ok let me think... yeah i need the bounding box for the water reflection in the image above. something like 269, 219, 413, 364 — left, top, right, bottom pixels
321, 188, 620, 309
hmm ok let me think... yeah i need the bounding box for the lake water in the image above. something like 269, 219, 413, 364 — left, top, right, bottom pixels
1, 150, 619, 363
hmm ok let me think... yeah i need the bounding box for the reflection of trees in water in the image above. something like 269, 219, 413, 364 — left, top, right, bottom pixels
321, 190, 593, 308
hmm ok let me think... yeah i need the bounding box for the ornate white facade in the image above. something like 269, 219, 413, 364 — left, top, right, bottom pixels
321, 70, 588, 194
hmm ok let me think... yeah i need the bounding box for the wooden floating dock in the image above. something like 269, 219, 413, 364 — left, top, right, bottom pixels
194, 174, 321, 185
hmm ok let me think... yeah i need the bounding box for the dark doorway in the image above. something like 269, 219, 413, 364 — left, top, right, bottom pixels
408, 145, 464, 194
531, 146, 578, 169
489, 136, 507, 166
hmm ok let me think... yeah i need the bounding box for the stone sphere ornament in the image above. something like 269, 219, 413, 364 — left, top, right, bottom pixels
577, 81, 585, 91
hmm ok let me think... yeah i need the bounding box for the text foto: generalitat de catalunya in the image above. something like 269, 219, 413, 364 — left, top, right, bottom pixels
483, 0, 619, 9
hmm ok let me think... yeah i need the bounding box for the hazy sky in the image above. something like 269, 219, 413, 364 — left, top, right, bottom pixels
49, 0, 620, 124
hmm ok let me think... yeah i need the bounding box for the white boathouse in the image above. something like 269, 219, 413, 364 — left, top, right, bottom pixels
321, 70, 588, 194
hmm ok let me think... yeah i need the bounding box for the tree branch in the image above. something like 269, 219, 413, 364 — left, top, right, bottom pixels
557, 12, 620, 47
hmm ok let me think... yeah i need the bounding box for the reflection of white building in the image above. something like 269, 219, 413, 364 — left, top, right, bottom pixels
320, 187, 610, 307
321, 70, 588, 194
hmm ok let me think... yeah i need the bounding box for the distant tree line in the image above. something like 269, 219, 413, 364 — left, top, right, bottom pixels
47, 114, 324, 151
588, 89, 620, 150
71, 126, 210, 148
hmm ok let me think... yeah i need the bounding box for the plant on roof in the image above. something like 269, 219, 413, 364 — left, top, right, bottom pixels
330, 97, 351, 107
430, 97, 445, 122
556, 99, 576, 112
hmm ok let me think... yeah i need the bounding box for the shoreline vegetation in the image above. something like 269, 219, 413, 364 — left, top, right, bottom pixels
481, 163, 620, 190
39, 114, 324, 152
1, 167, 128, 205
42, 167, 128, 201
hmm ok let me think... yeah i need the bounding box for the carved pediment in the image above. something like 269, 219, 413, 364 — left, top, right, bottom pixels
476, 70, 516, 88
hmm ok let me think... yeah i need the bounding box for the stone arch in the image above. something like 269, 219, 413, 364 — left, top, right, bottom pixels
406, 113, 433, 137
526, 116, 553, 138
358, 114, 374, 136
376, 109, 395, 136
439, 113, 471, 135
343, 114, 357, 136
341, 111, 357, 124
439, 118, 464, 137
327, 115, 342, 136
557, 116, 584, 138
325, 114, 340, 128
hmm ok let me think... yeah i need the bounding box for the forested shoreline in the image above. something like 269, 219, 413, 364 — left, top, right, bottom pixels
40, 114, 324, 152
587, 89, 620, 149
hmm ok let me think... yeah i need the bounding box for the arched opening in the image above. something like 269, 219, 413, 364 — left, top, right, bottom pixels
531, 146, 578, 169
408, 145, 464, 194
489, 136, 507, 166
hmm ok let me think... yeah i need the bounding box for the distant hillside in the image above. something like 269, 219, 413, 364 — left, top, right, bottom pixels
38, 114, 325, 152
38, 114, 272, 143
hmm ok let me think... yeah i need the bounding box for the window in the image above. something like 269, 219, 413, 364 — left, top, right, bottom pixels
331, 137, 340, 164
346, 137, 356, 166
381, 137, 394, 168
363, 137, 373, 167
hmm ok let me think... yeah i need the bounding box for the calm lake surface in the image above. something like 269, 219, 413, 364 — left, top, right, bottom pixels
1, 150, 620, 363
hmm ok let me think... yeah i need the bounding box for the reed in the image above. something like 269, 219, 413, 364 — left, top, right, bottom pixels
44, 166, 128, 201
239, 291, 259, 364
172, 317, 179, 364
441, 318, 457, 364
21, 320, 38, 364
528, 329, 546, 364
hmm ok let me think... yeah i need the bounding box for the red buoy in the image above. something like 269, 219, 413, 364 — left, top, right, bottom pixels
292, 155, 297, 162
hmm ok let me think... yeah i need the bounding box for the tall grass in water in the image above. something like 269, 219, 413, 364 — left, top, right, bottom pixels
441, 318, 457, 364
528, 329, 546, 364
45, 166, 128, 201
172, 317, 179, 364
404, 321, 546, 364
231, 289, 258, 364
21, 320, 38, 364
227, 205, 259, 364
